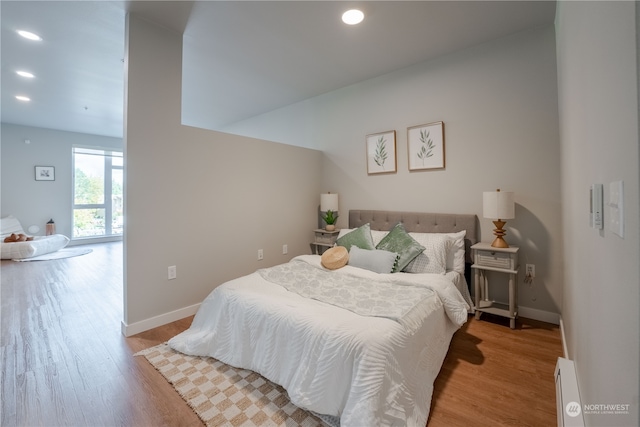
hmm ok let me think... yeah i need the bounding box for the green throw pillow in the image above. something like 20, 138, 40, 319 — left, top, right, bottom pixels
336, 223, 375, 252
376, 223, 425, 272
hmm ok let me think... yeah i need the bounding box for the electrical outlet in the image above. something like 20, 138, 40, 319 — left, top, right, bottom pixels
258, 249, 264, 260
526, 264, 535, 278
282, 244, 288, 255
168, 265, 177, 280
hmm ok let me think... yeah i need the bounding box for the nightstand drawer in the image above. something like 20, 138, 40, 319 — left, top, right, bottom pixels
476, 250, 515, 270
315, 234, 337, 244
312, 229, 340, 254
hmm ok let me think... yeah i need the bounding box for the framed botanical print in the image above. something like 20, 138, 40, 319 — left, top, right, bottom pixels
35, 166, 55, 181
366, 130, 397, 175
407, 121, 445, 171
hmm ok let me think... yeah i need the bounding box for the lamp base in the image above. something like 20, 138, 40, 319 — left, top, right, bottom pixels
490, 236, 510, 248
491, 220, 510, 248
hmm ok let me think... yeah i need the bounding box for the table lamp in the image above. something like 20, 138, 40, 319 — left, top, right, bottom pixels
483, 189, 515, 248
320, 193, 339, 231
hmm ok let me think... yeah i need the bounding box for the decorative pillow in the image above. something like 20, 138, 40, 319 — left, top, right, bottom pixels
409, 230, 466, 273
321, 246, 349, 270
375, 223, 425, 273
338, 228, 388, 246
336, 223, 375, 252
1, 215, 25, 238
348, 245, 398, 274
403, 233, 453, 274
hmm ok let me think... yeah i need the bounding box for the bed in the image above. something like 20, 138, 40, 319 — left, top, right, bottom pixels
169, 210, 478, 426
1, 215, 70, 260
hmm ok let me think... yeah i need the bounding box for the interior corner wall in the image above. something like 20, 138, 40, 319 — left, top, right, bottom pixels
222, 25, 562, 323
0, 123, 122, 239
556, 1, 639, 426
122, 14, 322, 334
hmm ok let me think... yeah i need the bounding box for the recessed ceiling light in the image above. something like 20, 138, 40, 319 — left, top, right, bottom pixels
17, 30, 42, 41
16, 70, 35, 78
342, 9, 364, 25
16, 95, 31, 102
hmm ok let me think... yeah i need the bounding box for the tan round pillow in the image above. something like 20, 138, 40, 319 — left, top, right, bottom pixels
321, 246, 349, 270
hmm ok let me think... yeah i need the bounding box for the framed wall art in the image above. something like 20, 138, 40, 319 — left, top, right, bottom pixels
366, 130, 396, 174
407, 121, 445, 171
35, 166, 55, 181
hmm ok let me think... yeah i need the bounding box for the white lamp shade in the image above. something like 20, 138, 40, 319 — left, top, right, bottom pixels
483, 191, 515, 220
320, 193, 339, 212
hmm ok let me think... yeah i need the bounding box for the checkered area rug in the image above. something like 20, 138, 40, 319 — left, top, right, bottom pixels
136, 343, 332, 427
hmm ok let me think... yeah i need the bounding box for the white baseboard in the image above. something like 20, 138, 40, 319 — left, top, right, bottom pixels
121, 303, 200, 337
68, 236, 123, 246
519, 305, 560, 325
559, 316, 569, 358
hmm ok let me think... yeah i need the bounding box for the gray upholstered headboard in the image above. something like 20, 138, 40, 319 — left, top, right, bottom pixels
348, 210, 478, 264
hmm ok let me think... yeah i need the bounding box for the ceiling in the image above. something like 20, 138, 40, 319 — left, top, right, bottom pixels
1, 1, 556, 139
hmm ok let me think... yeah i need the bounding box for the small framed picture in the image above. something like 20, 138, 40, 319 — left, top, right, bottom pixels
366, 130, 397, 175
407, 121, 445, 171
35, 166, 55, 181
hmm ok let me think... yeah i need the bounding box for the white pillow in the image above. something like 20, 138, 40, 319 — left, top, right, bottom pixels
403, 233, 453, 274
337, 228, 352, 239
409, 230, 466, 274
442, 230, 467, 273
370, 230, 389, 247
348, 245, 398, 274
1, 215, 25, 238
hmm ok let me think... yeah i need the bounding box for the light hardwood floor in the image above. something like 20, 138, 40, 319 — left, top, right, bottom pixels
1, 242, 562, 426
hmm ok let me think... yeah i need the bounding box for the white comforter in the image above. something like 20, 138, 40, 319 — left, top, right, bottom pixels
168, 255, 469, 426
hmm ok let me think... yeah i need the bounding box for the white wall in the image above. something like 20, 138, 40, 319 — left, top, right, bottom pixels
556, 2, 639, 426
122, 14, 323, 334
223, 26, 562, 323
1, 123, 122, 239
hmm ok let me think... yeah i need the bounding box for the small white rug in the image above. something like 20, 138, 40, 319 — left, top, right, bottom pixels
14, 248, 93, 261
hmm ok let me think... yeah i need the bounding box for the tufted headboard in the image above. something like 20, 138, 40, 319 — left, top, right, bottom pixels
348, 210, 479, 264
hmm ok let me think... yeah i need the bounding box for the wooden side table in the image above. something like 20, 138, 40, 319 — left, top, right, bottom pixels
310, 229, 340, 255
471, 242, 520, 329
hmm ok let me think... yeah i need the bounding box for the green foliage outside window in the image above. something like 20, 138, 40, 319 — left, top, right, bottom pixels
73, 164, 123, 238
74, 168, 104, 205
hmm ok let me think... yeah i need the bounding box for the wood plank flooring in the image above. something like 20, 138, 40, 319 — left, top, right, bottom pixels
1, 242, 562, 426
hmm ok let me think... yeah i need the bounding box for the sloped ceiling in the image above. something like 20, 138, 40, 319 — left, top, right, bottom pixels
1, 1, 556, 138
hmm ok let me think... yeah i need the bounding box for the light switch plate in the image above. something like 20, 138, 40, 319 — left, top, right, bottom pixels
590, 184, 603, 229
608, 180, 624, 238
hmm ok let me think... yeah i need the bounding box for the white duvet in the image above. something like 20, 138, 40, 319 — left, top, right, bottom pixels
168, 255, 469, 426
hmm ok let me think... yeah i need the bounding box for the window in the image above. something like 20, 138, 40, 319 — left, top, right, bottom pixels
72, 147, 123, 239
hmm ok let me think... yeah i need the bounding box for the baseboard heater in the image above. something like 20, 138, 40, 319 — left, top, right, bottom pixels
555, 357, 585, 426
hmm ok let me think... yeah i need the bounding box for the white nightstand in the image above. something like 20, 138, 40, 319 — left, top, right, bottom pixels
471, 242, 520, 329
310, 229, 340, 255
